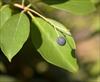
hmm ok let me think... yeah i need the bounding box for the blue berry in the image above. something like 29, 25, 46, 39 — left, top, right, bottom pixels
56, 37, 66, 46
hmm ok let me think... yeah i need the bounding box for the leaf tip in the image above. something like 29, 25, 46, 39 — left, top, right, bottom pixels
72, 67, 79, 73
8, 58, 12, 62
70, 63, 79, 73
6, 53, 13, 62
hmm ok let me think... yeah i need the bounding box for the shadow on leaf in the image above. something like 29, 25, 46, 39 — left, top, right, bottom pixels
31, 21, 42, 49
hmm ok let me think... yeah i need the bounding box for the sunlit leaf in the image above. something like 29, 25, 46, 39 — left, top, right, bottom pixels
31, 17, 79, 73
0, 13, 30, 61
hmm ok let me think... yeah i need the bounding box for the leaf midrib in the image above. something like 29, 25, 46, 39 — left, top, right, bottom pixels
34, 18, 77, 72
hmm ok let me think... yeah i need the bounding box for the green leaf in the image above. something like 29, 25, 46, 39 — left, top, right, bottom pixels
0, 5, 12, 29
0, 13, 30, 61
47, 18, 76, 49
31, 17, 79, 73
43, 0, 96, 15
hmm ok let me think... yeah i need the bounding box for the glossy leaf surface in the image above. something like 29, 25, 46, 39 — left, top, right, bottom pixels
0, 13, 30, 61
31, 17, 78, 73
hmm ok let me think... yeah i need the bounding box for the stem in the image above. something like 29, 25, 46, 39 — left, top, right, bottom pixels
14, 3, 71, 36
27, 11, 60, 37
28, 8, 55, 27
22, 0, 25, 6
28, 8, 71, 36
14, 3, 24, 9
27, 11, 35, 19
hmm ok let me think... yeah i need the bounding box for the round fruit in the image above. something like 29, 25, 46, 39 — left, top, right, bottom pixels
56, 36, 66, 46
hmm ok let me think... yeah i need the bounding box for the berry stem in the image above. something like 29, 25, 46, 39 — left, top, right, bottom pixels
22, 0, 25, 7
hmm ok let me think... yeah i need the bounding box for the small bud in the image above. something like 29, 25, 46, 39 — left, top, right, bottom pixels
56, 37, 66, 46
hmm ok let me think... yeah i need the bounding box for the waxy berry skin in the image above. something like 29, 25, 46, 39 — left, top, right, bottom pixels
56, 37, 66, 46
